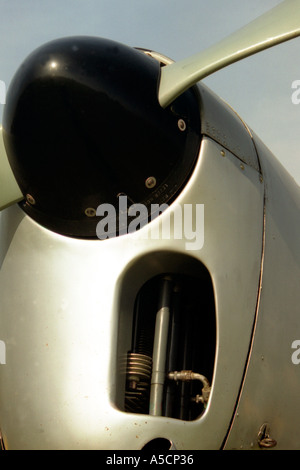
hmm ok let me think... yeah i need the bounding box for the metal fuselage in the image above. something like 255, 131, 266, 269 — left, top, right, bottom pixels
0, 81, 299, 450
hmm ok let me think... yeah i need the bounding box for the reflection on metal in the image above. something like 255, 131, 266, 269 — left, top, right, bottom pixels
0, 430, 5, 450
150, 277, 173, 416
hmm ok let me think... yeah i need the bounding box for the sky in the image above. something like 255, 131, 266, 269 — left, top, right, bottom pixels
0, 0, 299, 184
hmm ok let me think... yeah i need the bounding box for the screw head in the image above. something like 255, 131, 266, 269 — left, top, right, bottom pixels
145, 176, 157, 189
26, 194, 36, 205
85, 207, 96, 217
178, 119, 186, 131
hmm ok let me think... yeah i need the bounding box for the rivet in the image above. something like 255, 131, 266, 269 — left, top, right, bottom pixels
145, 176, 157, 189
240, 164, 245, 170
260, 175, 264, 183
178, 119, 186, 131
26, 194, 36, 205
85, 207, 96, 217
220, 150, 226, 157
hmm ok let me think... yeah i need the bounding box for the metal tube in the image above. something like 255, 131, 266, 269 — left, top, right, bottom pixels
168, 370, 210, 389
164, 283, 181, 418
149, 276, 172, 416
168, 370, 211, 405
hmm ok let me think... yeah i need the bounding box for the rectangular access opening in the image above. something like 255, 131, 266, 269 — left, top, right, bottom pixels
124, 270, 215, 421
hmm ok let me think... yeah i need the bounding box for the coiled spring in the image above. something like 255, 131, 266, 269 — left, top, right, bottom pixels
125, 352, 152, 413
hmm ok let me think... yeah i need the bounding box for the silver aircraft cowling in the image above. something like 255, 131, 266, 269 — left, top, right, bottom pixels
0, 73, 299, 450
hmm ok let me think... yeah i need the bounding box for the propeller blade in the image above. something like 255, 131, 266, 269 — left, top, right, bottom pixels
0, 127, 23, 210
158, 0, 300, 108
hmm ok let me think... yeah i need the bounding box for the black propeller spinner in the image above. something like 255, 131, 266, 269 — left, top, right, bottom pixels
2, 36, 201, 238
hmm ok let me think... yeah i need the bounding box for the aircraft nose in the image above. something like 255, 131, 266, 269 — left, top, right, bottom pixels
2, 36, 201, 238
